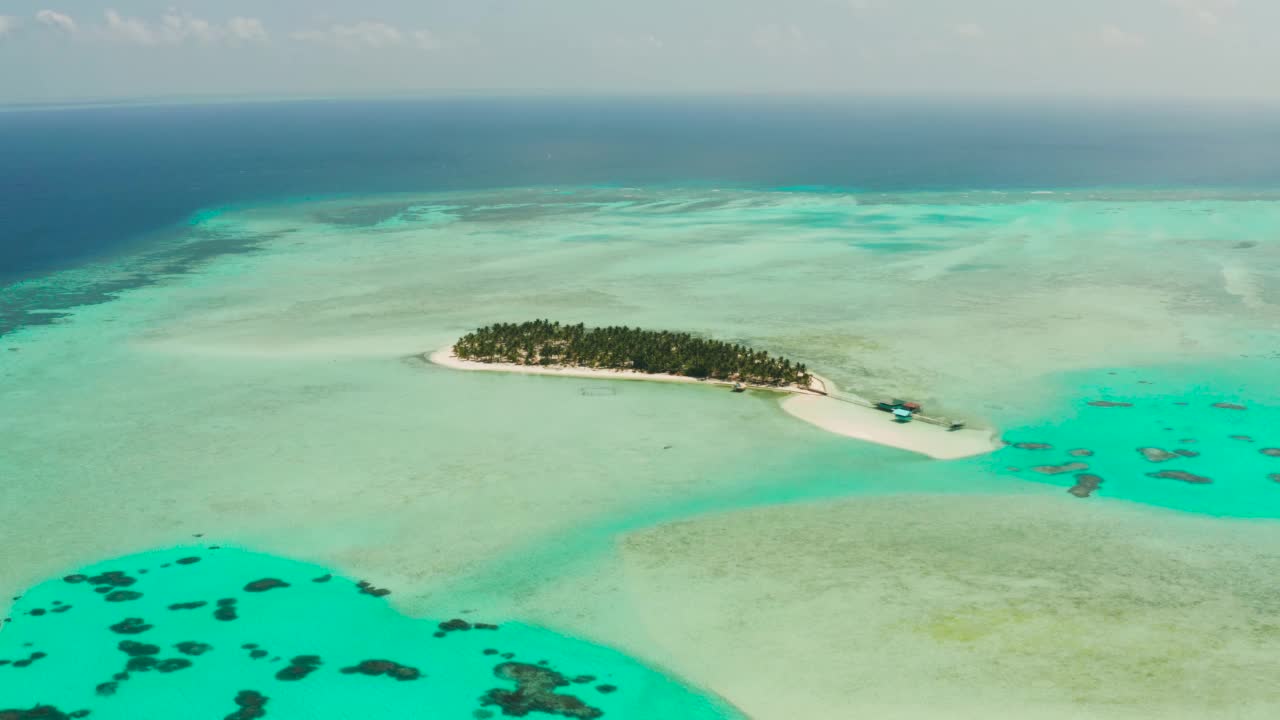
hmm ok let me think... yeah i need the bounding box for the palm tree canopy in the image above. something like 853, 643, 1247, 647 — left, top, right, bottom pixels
455, 320, 812, 388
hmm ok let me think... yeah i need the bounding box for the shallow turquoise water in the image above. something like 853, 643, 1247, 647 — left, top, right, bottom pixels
0, 546, 739, 719
3, 186, 1279, 717
988, 361, 1280, 518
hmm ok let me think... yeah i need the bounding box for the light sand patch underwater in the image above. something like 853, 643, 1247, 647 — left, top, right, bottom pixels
615, 495, 1280, 720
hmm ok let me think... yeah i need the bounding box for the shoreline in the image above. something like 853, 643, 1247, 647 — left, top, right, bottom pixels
428, 347, 1000, 460
427, 347, 825, 394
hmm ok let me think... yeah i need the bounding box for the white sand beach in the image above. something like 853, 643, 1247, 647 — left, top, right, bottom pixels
430, 346, 1000, 460
781, 394, 1000, 460
428, 347, 806, 393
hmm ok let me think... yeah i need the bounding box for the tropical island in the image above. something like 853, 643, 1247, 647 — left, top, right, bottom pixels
453, 320, 815, 389
428, 320, 1000, 460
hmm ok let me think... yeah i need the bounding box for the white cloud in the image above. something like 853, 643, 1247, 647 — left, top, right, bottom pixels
1168, 0, 1238, 27
160, 11, 222, 45
0, 16, 18, 37
954, 22, 984, 39
98, 10, 268, 46
104, 9, 155, 44
36, 9, 77, 33
292, 21, 404, 50
1099, 24, 1146, 50
228, 17, 269, 44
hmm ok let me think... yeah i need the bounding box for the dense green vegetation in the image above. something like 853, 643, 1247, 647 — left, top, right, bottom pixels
455, 320, 812, 388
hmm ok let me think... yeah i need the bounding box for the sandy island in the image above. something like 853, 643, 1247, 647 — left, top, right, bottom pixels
429, 347, 999, 460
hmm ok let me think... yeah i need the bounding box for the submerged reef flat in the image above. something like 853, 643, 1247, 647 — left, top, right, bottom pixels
4, 187, 1280, 719
615, 495, 1280, 720
0, 547, 738, 719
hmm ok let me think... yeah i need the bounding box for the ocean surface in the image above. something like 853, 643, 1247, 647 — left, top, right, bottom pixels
2, 99, 1279, 718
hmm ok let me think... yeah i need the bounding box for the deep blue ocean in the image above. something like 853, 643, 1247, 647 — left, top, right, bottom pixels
5, 96, 1280, 286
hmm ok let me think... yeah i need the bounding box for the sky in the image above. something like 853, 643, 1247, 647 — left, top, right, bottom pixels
0, 1, 1275, 104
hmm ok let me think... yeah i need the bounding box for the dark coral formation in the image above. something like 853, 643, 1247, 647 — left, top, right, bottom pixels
1008, 442, 1053, 450
175, 642, 213, 656
1211, 402, 1247, 410
85, 571, 137, 588
356, 581, 390, 597
168, 601, 207, 611
117, 641, 159, 657
109, 618, 152, 635
0, 706, 90, 720
481, 663, 603, 719
95, 682, 118, 697
243, 579, 290, 593
1067, 474, 1103, 499
439, 618, 472, 633
1147, 470, 1213, 484
275, 656, 322, 682
125, 657, 157, 672
1031, 462, 1089, 475
124, 656, 192, 674
596, 685, 617, 694
339, 659, 422, 681
214, 599, 238, 622
3, 652, 48, 669
312, 574, 332, 583
175, 557, 201, 565
474, 623, 499, 631
1067, 449, 1094, 457
226, 691, 268, 720
104, 591, 143, 603
1137, 447, 1179, 463
1087, 401, 1133, 408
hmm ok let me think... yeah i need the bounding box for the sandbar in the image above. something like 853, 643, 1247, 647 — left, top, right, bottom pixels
429, 347, 999, 460
781, 394, 1000, 460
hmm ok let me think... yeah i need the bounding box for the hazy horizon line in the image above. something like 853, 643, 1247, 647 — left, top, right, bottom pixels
6, 89, 1280, 114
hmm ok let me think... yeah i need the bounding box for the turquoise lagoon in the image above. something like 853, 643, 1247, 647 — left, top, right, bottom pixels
3, 187, 1279, 717
0, 547, 734, 718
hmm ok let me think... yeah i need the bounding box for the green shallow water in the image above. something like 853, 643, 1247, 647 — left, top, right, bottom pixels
2, 186, 1279, 716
